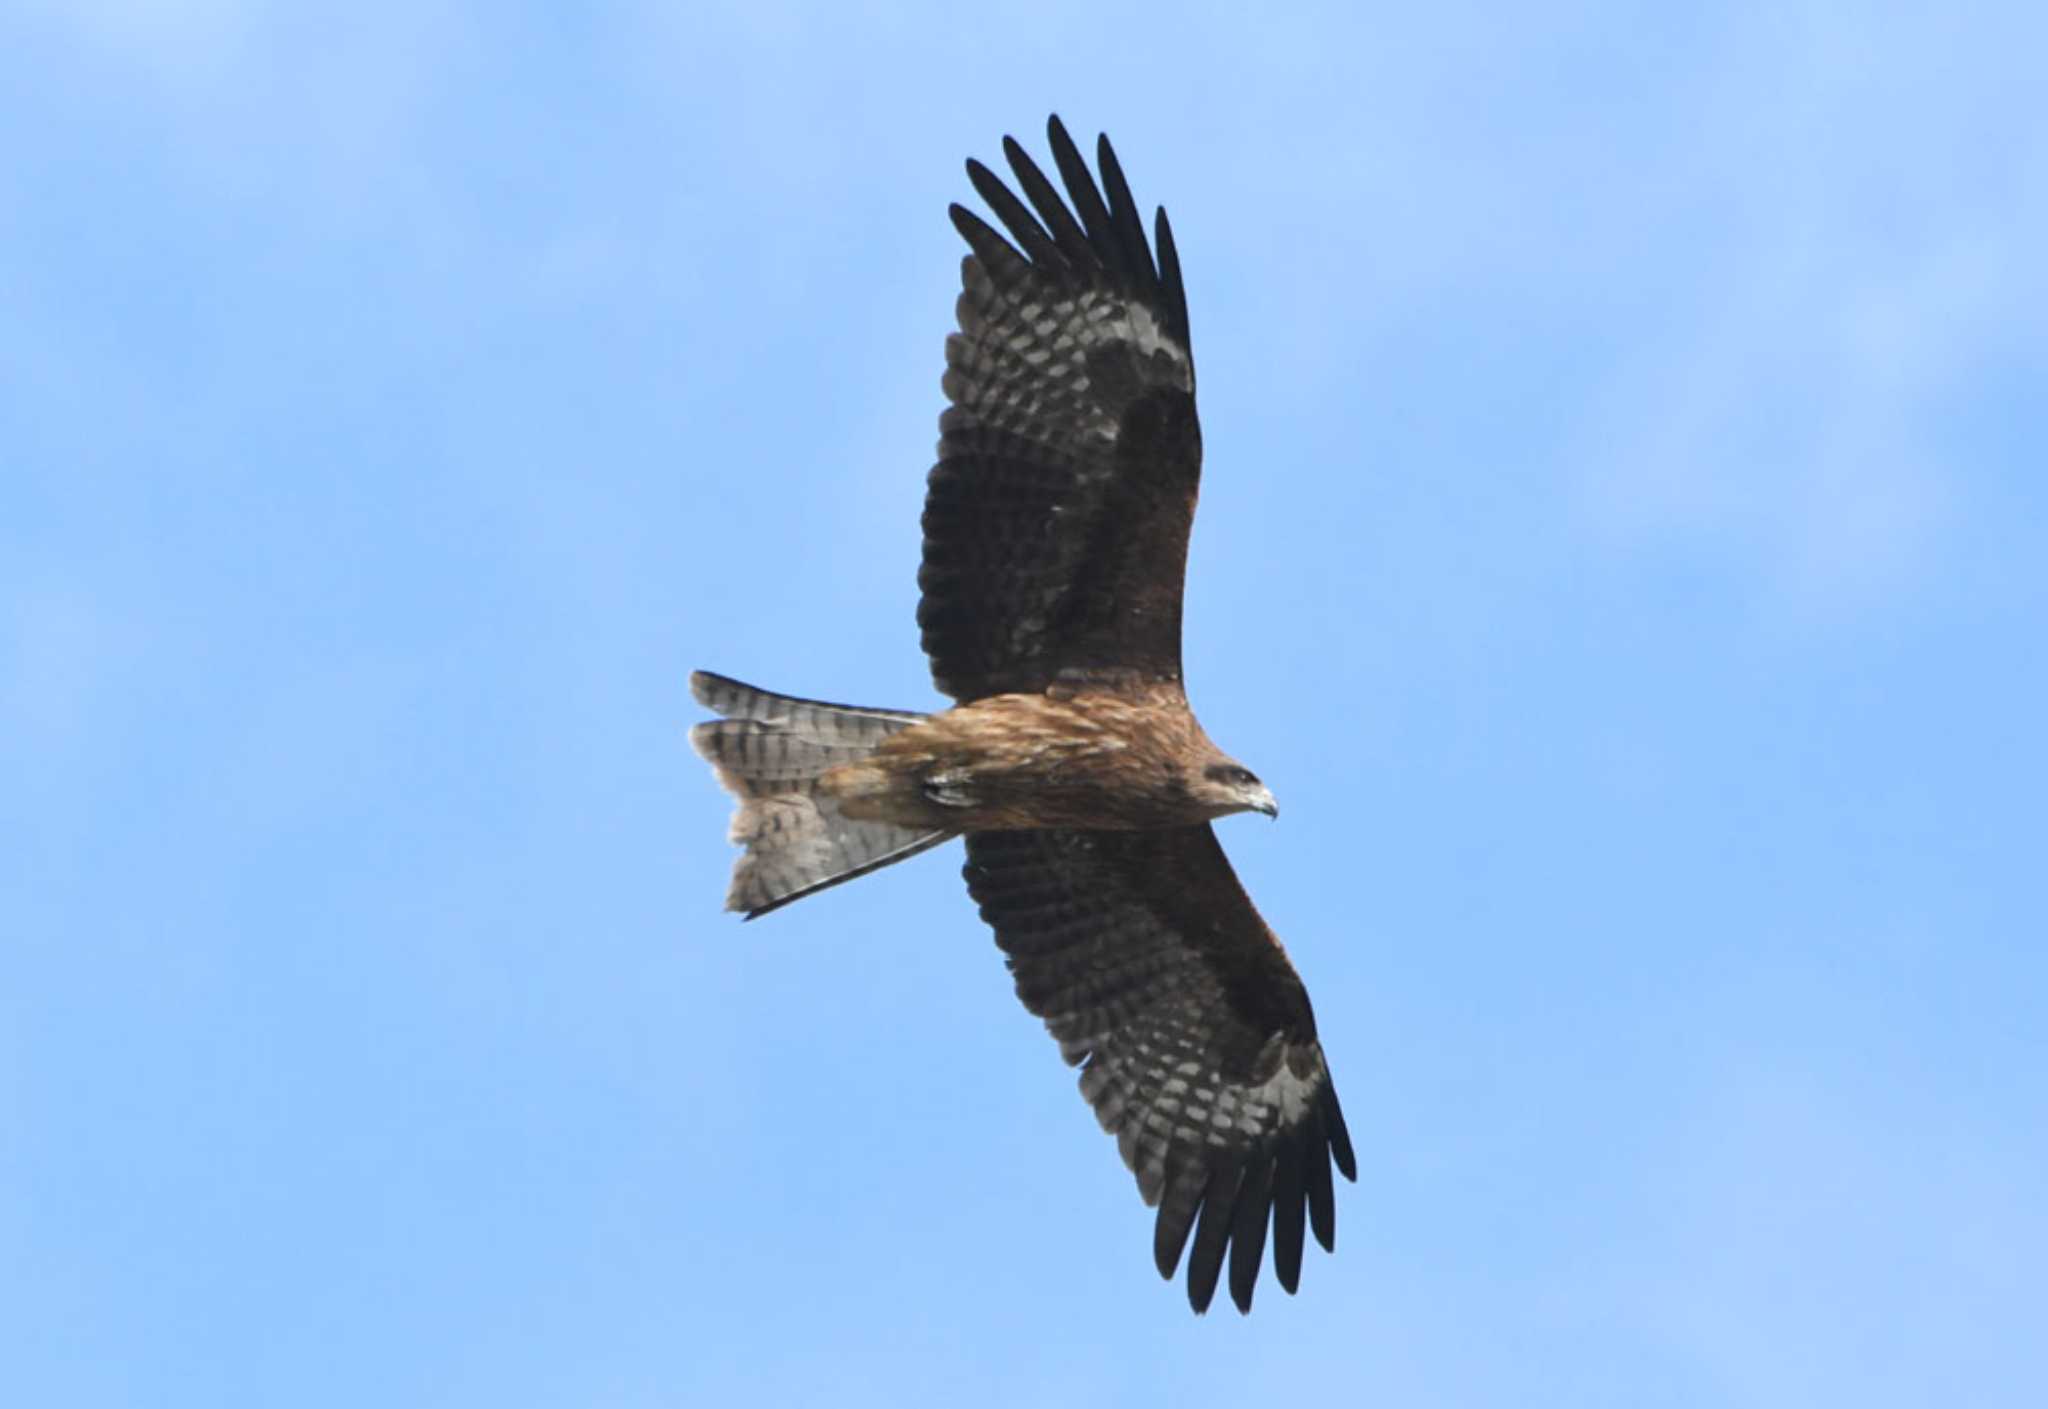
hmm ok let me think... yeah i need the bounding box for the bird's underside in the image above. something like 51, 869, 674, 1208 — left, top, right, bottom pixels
824, 682, 1276, 833
688, 116, 1354, 1315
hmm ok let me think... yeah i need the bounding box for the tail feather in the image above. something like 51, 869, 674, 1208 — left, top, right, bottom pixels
690, 672, 923, 735
689, 671, 953, 918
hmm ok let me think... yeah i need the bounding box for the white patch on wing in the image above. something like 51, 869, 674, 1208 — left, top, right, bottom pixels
1258, 1047, 1323, 1128
1122, 303, 1192, 387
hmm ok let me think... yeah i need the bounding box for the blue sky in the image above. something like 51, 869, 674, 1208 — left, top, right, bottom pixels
5, 3, 2044, 1405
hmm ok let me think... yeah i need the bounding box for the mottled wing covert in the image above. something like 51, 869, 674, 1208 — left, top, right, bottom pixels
963, 825, 1355, 1313
921, 115, 1201, 702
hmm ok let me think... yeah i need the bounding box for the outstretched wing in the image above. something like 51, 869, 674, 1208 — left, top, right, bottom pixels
921, 116, 1201, 702
963, 825, 1356, 1313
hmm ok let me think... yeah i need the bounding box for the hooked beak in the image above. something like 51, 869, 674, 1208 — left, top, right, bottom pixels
1250, 785, 1279, 820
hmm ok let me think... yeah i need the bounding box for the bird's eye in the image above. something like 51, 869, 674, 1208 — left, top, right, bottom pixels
1233, 767, 1257, 785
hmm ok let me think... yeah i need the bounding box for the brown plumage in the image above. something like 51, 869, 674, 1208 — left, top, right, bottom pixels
690, 116, 1353, 1314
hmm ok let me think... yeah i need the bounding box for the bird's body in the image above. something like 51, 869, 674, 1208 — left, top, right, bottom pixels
824, 683, 1271, 833
690, 117, 1353, 1314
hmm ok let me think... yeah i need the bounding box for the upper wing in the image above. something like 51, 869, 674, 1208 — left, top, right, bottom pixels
920, 116, 1202, 702
963, 825, 1356, 1313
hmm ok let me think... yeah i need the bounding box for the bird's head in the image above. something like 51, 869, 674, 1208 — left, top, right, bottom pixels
1195, 759, 1279, 820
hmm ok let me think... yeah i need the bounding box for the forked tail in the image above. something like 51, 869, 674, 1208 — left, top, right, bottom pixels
688, 671, 953, 918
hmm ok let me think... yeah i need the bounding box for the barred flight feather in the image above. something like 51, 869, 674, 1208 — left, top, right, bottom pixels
920, 116, 1200, 702
964, 824, 1354, 1313
689, 672, 953, 918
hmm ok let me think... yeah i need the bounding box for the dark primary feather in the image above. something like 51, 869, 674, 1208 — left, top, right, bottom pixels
963, 825, 1356, 1313
921, 115, 1203, 702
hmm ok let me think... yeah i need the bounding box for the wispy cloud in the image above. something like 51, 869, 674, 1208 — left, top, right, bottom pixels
16, 0, 258, 88
1573, 7, 2044, 618
1645, 1057, 2044, 1405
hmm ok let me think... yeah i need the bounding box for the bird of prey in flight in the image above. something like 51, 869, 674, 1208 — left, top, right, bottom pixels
691, 116, 1353, 1314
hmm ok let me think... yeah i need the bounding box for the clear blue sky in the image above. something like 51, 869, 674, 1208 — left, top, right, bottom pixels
5, 4, 2044, 1405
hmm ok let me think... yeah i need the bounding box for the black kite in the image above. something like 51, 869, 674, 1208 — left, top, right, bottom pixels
691, 116, 1354, 1314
